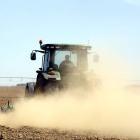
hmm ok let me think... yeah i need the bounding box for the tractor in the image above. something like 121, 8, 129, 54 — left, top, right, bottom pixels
25, 40, 100, 97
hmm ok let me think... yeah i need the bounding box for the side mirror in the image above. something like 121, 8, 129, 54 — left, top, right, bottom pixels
94, 55, 99, 63
30, 52, 36, 60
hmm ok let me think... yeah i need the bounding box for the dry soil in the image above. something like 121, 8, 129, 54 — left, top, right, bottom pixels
0, 87, 138, 140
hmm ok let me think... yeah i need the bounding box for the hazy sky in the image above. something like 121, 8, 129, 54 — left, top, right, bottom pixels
0, 0, 140, 85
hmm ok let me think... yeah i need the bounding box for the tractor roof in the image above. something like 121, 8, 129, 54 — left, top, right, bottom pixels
40, 44, 92, 50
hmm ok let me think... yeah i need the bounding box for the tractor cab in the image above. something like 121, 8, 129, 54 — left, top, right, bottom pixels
31, 40, 99, 74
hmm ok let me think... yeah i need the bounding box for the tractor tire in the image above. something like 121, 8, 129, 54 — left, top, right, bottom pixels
1, 106, 7, 112
35, 74, 45, 94
35, 74, 59, 94
25, 82, 36, 97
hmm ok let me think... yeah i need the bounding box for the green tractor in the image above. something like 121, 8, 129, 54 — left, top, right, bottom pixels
25, 40, 100, 96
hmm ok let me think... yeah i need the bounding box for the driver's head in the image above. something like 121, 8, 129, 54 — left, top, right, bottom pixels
65, 55, 70, 61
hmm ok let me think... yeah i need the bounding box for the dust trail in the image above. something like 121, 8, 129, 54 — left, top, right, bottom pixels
1, 88, 140, 138
0, 51, 140, 138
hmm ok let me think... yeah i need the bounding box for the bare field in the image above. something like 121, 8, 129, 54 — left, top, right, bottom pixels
0, 87, 138, 140
0, 87, 25, 107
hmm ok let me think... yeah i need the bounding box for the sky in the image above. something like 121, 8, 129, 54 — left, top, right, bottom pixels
0, 0, 140, 86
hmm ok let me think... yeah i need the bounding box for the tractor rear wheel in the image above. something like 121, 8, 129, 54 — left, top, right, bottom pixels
36, 74, 59, 94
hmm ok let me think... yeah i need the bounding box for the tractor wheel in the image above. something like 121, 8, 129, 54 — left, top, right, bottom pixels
1, 106, 7, 112
35, 74, 59, 94
35, 74, 46, 94
25, 83, 35, 97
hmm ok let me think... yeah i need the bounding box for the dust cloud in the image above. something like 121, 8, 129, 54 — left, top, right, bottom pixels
0, 51, 140, 138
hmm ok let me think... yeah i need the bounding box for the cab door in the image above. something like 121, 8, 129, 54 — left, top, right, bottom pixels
44, 51, 50, 71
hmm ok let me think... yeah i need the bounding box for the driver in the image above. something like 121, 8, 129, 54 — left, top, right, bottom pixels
59, 55, 75, 71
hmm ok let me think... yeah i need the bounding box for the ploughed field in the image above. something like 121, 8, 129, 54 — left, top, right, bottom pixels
0, 87, 138, 140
